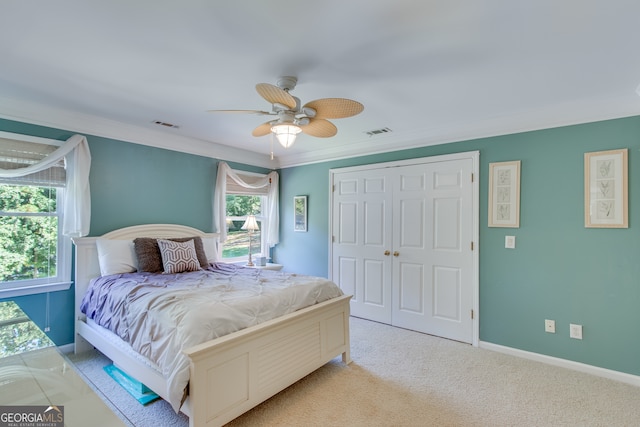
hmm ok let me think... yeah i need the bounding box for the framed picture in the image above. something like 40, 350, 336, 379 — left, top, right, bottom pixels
294, 195, 307, 232
488, 160, 521, 228
584, 148, 628, 228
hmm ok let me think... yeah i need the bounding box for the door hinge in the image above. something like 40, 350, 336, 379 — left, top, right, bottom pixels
471, 309, 474, 320
471, 241, 474, 251
332, 235, 335, 243
332, 184, 336, 192
471, 173, 474, 183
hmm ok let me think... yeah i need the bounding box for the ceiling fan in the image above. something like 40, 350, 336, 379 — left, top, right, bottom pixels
208, 76, 364, 149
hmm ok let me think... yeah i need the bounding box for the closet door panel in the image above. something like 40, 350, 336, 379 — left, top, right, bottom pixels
363, 258, 386, 306
332, 169, 393, 324
391, 165, 430, 331
432, 266, 461, 321
424, 159, 474, 342
433, 198, 461, 251
336, 256, 357, 299
397, 261, 424, 314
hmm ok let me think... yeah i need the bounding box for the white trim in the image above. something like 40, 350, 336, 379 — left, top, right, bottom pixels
57, 343, 75, 354
0, 281, 72, 299
480, 341, 640, 387
276, 98, 640, 169
0, 96, 274, 169
0, 180, 72, 297
3, 95, 640, 170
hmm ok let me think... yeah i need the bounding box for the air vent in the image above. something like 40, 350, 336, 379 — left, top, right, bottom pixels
152, 120, 180, 129
364, 127, 392, 137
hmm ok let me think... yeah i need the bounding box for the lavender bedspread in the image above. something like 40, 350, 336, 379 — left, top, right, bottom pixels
80, 263, 343, 412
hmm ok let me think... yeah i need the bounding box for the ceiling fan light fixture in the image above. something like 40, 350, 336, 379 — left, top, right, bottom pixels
271, 123, 301, 148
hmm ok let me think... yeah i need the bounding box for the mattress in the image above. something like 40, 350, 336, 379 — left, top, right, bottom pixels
80, 263, 343, 411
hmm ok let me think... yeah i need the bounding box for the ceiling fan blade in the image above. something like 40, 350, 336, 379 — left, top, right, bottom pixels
207, 109, 273, 115
299, 118, 338, 138
252, 121, 274, 137
303, 98, 364, 119
256, 83, 297, 110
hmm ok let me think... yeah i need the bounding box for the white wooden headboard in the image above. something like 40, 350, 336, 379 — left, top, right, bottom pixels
71, 224, 219, 351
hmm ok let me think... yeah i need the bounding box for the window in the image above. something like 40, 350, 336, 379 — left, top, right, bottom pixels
0, 184, 68, 286
223, 194, 265, 260
0, 132, 75, 297
214, 162, 279, 261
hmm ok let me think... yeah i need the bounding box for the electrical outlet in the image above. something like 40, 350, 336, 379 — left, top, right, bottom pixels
544, 319, 555, 333
44, 327, 50, 332
569, 323, 583, 340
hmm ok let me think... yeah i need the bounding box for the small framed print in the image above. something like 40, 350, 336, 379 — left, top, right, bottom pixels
488, 161, 521, 228
294, 195, 307, 232
584, 148, 628, 228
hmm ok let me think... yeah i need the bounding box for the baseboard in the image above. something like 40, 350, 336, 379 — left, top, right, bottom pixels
57, 343, 75, 354
479, 341, 640, 387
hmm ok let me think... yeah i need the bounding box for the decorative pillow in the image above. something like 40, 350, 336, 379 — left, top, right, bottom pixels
96, 239, 137, 276
201, 237, 219, 264
157, 239, 201, 274
133, 237, 164, 273
134, 236, 209, 272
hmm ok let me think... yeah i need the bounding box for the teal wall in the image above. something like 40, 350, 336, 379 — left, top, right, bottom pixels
2, 115, 639, 379
0, 118, 269, 345
276, 116, 640, 377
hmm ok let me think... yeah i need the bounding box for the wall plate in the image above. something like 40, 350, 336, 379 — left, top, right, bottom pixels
570, 323, 583, 339
505, 235, 516, 249
545, 319, 555, 333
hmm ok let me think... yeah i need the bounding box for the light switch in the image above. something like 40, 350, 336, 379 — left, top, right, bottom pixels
505, 235, 516, 249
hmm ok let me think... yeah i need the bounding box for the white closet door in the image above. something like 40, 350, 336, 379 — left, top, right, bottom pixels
391, 158, 474, 342
332, 168, 393, 323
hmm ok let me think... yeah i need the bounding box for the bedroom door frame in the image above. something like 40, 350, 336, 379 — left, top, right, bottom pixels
328, 151, 480, 346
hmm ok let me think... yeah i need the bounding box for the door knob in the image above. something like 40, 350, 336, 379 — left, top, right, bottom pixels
393, 251, 399, 257
384, 250, 390, 256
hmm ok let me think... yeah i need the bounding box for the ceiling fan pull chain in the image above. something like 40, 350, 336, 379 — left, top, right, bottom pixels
270, 133, 274, 160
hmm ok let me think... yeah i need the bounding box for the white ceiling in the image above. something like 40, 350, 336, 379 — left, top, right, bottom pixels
1, 1, 640, 169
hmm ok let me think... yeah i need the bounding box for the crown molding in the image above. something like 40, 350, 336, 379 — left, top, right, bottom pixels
1, 95, 639, 171
0, 96, 275, 169
275, 95, 640, 168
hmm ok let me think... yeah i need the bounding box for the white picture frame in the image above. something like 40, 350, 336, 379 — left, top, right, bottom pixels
294, 195, 307, 232
488, 160, 521, 228
584, 148, 628, 228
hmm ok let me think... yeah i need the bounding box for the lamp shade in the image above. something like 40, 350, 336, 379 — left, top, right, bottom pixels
271, 124, 301, 148
241, 215, 259, 231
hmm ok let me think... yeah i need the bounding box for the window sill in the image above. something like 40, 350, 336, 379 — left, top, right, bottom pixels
0, 281, 72, 299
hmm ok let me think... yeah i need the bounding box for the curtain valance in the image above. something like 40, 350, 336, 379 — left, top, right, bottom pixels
0, 134, 91, 237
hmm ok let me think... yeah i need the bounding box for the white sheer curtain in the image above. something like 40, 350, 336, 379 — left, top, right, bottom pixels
0, 134, 91, 237
213, 162, 279, 247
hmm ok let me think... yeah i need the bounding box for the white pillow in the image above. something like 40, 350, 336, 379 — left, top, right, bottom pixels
96, 239, 138, 276
201, 236, 219, 263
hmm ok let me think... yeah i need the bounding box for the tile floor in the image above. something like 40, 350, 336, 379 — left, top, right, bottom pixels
0, 302, 125, 426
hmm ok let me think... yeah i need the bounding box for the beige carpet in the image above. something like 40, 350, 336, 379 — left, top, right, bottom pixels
228, 317, 640, 426
71, 317, 640, 426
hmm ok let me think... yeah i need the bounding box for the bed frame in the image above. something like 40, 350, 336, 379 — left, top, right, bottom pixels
72, 224, 351, 427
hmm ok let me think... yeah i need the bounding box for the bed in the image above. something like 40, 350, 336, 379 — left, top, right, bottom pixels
72, 224, 351, 427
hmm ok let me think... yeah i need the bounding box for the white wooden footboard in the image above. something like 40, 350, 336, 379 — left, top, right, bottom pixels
73, 224, 352, 427
184, 293, 351, 427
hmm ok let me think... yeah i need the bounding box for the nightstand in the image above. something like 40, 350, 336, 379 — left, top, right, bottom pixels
248, 263, 283, 271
